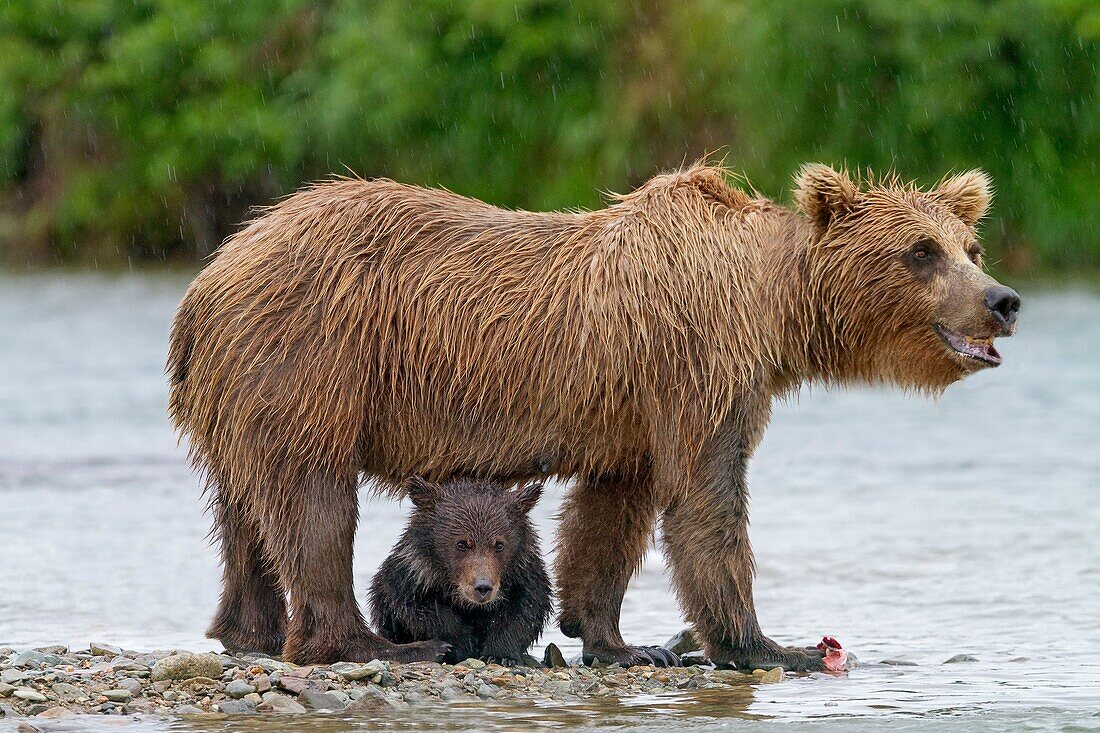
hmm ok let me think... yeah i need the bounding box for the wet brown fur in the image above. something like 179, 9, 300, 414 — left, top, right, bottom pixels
168, 161, 1014, 667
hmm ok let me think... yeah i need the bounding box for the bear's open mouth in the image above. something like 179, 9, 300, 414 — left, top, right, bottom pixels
934, 324, 1002, 367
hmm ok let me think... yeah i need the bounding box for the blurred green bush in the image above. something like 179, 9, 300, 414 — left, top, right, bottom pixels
0, 0, 1095, 269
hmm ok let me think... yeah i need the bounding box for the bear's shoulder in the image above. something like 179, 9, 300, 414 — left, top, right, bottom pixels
618, 164, 757, 212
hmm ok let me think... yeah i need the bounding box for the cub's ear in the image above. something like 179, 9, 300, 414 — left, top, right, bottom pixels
932, 170, 992, 227
405, 476, 439, 508
512, 482, 543, 515
794, 163, 859, 234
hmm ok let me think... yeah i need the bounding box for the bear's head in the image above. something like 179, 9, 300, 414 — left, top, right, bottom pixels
794, 164, 1020, 391
405, 476, 542, 607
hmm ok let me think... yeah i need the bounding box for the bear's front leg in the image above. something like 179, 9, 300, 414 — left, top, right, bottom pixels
660, 427, 824, 673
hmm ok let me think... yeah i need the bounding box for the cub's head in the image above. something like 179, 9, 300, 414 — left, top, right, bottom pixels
794, 164, 1020, 391
405, 476, 542, 607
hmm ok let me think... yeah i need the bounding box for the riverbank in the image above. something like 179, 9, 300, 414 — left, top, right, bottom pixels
0, 641, 798, 721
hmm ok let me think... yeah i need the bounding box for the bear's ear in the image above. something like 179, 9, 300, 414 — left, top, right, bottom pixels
931, 170, 992, 227
512, 482, 543, 515
794, 163, 859, 234
405, 476, 439, 508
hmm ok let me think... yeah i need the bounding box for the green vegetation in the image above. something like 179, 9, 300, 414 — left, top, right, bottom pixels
1, 0, 1096, 270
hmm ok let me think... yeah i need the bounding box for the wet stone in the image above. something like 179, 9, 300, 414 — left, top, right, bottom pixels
248, 657, 293, 673
101, 689, 132, 703
225, 679, 256, 698
150, 653, 224, 681
177, 676, 220, 693
758, 667, 784, 684
276, 675, 316, 695
89, 643, 122, 657
943, 654, 979, 664
109, 658, 149, 673
35, 706, 74, 719
301, 688, 346, 711
543, 643, 568, 668
217, 699, 256, 714
13, 689, 48, 703
331, 661, 383, 681
257, 692, 307, 714
116, 677, 143, 695
345, 692, 388, 712
50, 682, 85, 701
664, 628, 702, 656
11, 651, 64, 669
330, 662, 369, 681
1, 670, 25, 685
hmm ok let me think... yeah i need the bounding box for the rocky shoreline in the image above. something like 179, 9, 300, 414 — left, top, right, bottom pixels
0, 634, 798, 721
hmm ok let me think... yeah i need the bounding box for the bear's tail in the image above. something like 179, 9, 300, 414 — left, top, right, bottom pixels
166, 289, 199, 428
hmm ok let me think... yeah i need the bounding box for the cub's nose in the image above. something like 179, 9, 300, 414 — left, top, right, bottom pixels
984, 285, 1021, 329
473, 580, 494, 600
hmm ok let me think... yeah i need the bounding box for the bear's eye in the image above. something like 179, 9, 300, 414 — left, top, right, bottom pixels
907, 239, 939, 265
456, 540, 470, 552
494, 541, 505, 552
967, 244, 984, 264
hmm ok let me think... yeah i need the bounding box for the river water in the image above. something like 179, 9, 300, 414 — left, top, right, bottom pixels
1, 274, 1098, 732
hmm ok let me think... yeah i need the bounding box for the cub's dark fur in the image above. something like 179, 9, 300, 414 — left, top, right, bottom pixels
368, 477, 552, 665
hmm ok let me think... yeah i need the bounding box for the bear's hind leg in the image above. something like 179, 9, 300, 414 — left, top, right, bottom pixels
206, 489, 287, 657
555, 469, 680, 668
262, 469, 449, 665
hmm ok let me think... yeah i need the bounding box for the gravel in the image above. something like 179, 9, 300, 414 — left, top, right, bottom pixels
0, 636, 841, 721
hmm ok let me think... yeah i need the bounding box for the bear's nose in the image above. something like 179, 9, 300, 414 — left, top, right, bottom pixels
984, 285, 1021, 329
473, 579, 494, 600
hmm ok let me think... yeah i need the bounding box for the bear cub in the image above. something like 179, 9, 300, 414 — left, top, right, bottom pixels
369, 476, 552, 665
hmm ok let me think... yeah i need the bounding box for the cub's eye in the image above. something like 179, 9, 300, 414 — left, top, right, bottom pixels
494, 541, 505, 552
456, 541, 470, 552
968, 245, 984, 264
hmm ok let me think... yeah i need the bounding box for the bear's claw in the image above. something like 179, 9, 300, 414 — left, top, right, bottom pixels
582, 644, 682, 668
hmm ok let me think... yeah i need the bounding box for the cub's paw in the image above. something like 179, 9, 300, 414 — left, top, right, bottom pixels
582, 644, 681, 668
406, 639, 452, 663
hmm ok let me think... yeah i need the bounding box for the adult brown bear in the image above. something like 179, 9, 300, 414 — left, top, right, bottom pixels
168, 163, 1019, 669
